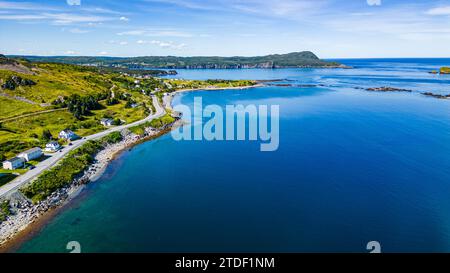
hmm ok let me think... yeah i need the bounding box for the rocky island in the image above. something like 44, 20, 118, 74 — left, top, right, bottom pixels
365, 87, 412, 92
422, 92, 450, 99
429, 67, 450, 75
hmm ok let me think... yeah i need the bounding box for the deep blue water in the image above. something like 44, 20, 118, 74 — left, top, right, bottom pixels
17, 59, 450, 253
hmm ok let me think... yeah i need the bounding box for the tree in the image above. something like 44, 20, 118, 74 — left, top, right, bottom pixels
125, 100, 132, 108
112, 118, 121, 126
41, 129, 53, 141
106, 97, 119, 106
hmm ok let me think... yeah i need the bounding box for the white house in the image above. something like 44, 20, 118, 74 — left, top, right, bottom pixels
2, 157, 25, 170
100, 118, 114, 127
45, 141, 61, 152
18, 147, 43, 162
59, 129, 78, 141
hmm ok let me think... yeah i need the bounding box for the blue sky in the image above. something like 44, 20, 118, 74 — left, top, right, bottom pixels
1, 0, 450, 58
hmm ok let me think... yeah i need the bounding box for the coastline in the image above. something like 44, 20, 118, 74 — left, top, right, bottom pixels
163, 83, 265, 110
0, 83, 260, 252
0, 124, 175, 252
174, 83, 264, 94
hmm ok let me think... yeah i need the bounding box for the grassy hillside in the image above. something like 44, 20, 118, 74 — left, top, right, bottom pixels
0, 96, 44, 120
0, 61, 155, 161
0, 63, 114, 103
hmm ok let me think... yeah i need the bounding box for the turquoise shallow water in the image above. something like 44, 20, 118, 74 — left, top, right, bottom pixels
17, 59, 450, 253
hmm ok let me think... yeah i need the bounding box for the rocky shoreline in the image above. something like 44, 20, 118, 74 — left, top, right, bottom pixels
365, 86, 412, 92
0, 125, 165, 250
359, 86, 449, 100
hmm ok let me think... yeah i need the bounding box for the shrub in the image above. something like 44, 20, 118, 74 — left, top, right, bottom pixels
149, 114, 175, 128
0, 200, 11, 223
41, 129, 53, 141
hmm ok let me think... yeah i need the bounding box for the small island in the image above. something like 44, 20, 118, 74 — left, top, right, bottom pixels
365, 87, 412, 92
440, 67, 450, 74
429, 67, 450, 75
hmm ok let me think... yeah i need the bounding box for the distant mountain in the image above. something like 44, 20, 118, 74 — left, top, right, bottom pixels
11, 51, 345, 69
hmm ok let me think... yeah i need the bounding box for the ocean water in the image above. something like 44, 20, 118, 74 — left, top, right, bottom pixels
17, 59, 450, 253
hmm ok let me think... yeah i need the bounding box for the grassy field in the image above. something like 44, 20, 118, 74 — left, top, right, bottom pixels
0, 96, 44, 120
0, 63, 113, 104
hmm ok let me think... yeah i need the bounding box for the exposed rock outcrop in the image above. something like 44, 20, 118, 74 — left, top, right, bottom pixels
422, 92, 450, 99
0, 55, 34, 75
366, 87, 412, 92
1, 76, 36, 90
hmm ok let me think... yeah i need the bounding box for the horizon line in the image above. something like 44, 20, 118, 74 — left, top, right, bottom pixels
5, 54, 450, 60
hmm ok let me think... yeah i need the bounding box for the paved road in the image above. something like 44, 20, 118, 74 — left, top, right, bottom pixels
0, 96, 165, 198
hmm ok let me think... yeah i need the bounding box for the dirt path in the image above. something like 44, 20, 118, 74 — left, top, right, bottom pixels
0, 108, 68, 123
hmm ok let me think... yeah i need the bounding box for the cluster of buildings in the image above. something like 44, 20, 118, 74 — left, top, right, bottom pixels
2, 147, 43, 170
2, 129, 79, 171
100, 118, 115, 127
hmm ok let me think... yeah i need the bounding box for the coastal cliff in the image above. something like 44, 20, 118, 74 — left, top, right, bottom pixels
13, 51, 345, 70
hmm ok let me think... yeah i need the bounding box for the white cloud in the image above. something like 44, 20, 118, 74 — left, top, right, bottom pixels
87, 22, 102, 27
81, 7, 122, 14
144, 0, 327, 18
46, 13, 112, 25
0, 14, 46, 20
98, 51, 108, 55
326, 5, 450, 45
426, 6, 450, 16
0, 12, 113, 24
0, 1, 58, 10
137, 40, 187, 50
367, 0, 381, 6
68, 28, 89, 34
65, 50, 77, 55
66, 0, 81, 6
118, 29, 193, 37
109, 40, 128, 45
119, 16, 129, 22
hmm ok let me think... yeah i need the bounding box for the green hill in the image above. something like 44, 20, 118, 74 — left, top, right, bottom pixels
13, 51, 342, 69
0, 61, 158, 161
